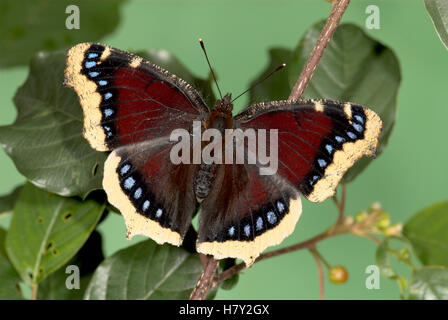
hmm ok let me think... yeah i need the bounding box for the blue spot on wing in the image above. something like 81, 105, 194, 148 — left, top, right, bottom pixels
347, 131, 357, 139
104, 108, 114, 117
256, 217, 263, 231
354, 115, 364, 124
310, 175, 319, 186
318, 159, 327, 168
277, 201, 285, 213
244, 225, 251, 237
142, 200, 150, 211
228, 226, 235, 237
134, 188, 142, 199
124, 177, 135, 190
353, 123, 364, 133
267, 211, 277, 224
120, 164, 130, 175
85, 61, 96, 68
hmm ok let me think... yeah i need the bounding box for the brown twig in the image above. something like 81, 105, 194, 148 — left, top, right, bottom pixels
309, 247, 325, 300
190, 257, 219, 300
333, 184, 347, 224
289, 0, 351, 100
199, 253, 209, 268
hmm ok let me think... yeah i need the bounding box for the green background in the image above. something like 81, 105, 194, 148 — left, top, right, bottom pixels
0, 0, 447, 299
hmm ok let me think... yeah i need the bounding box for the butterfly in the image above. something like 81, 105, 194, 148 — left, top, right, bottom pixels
64, 43, 382, 266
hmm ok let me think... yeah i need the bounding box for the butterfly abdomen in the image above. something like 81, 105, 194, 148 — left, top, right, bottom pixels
194, 108, 233, 201
194, 163, 216, 201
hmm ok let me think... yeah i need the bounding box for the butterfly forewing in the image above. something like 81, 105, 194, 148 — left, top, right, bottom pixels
64, 42, 208, 151
235, 99, 382, 202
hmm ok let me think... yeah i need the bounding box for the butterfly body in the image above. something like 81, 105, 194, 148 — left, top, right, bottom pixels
65, 43, 382, 266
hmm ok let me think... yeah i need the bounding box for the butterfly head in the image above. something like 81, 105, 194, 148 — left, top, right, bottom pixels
214, 93, 233, 112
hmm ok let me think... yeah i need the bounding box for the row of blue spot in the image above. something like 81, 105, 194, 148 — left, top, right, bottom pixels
308, 109, 366, 188
84, 51, 116, 136
227, 200, 285, 239
119, 163, 165, 220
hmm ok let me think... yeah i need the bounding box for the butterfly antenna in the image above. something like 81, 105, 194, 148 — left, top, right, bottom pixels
231, 63, 286, 103
199, 38, 223, 99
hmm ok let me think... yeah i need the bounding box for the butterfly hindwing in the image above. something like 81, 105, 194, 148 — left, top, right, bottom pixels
64, 42, 208, 151
235, 99, 382, 202
196, 163, 302, 266
103, 137, 198, 246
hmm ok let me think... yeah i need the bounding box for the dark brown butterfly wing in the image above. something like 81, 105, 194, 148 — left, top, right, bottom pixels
65, 43, 208, 246
64, 42, 208, 151
234, 99, 382, 202
103, 137, 198, 245
196, 163, 301, 266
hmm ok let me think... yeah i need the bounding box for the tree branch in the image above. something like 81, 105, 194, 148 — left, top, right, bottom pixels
289, 0, 351, 100
309, 247, 325, 300
190, 257, 219, 300
333, 184, 347, 224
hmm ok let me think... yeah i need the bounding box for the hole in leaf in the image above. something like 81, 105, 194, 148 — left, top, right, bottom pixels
63, 211, 73, 221
38, 267, 44, 275
27, 270, 33, 280
46, 240, 54, 252
37, 217, 44, 224
52, 249, 59, 256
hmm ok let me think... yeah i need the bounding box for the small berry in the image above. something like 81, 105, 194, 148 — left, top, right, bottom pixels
329, 265, 348, 284
376, 211, 390, 230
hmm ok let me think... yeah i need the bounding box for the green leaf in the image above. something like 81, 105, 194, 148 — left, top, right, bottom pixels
84, 240, 202, 300
0, 254, 23, 299
218, 258, 239, 291
0, 228, 7, 259
248, 47, 292, 108
38, 230, 104, 299
424, 0, 448, 50
5, 183, 105, 285
0, 51, 107, 198
136, 49, 216, 108
403, 201, 448, 267
0, 0, 125, 68
37, 268, 92, 300
289, 21, 401, 182
409, 266, 448, 300
0, 185, 22, 217
0, 227, 23, 299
